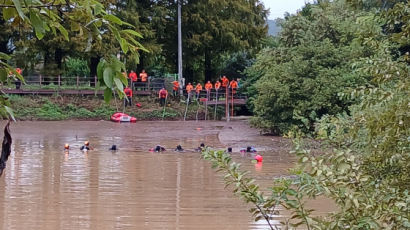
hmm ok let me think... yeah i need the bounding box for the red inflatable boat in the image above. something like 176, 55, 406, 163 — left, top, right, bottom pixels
110, 112, 137, 123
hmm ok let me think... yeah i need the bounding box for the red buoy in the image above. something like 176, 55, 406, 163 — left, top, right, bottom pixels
255, 154, 263, 162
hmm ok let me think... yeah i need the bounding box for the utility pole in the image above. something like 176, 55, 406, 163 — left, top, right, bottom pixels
177, 0, 183, 95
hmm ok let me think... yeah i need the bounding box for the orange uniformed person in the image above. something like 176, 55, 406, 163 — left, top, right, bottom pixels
195, 83, 203, 99
205, 81, 213, 91
159, 87, 168, 106
221, 76, 229, 89
124, 86, 133, 107
172, 80, 179, 97
214, 80, 221, 91
186, 83, 193, 94
129, 70, 137, 82
140, 69, 147, 82
140, 69, 148, 90
15, 67, 22, 89
229, 78, 238, 94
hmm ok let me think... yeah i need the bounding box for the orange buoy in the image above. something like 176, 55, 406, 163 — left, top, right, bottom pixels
255, 154, 263, 162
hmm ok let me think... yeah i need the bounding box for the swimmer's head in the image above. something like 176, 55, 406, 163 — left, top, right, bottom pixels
84, 141, 89, 146
64, 143, 69, 150
227, 147, 232, 153
200, 143, 205, 148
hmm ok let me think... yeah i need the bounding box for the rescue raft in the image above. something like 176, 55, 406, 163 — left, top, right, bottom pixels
110, 112, 137, 123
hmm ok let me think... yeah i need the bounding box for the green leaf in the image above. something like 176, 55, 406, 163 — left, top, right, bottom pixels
103, 14, 122, 25
0, 52, 11, 60
30, 10, 45, 39
12, 0, 26, 20
103, 87, 112, 104
4, 106, 15, 121
2, 7, 17, 20
96, 60, 104, 80
0, 69, 8, 82
120, 38, 128, 54
103, 67, 113, 88
123, 29, 143, 38
57, 23, 69, 41
117, 71, 128, 86
114, 78, 123, 92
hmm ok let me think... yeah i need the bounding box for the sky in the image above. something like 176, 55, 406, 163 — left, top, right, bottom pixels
261, 0, 314, 20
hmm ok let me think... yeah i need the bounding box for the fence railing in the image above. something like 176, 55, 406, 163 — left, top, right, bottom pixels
3, 75, 247, 100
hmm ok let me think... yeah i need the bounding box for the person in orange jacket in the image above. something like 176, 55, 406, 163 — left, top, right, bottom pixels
229, 78, 238, 94
195, 83, 203, 100
129, 70, 137, 82
172, 80, 179, 97
214, 80, 221, 91
221, 76, 229, 89
205, 81, 212, 91
124, 86, 133, 107
15, 67, 22, 89
159, 87, 168, 106
186, 83, 193, 94
214, 80, 221, 100
140, 69, 148, 90
204, 81, 212, 100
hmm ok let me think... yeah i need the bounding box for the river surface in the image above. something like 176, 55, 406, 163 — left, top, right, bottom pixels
0, 120, 332, 230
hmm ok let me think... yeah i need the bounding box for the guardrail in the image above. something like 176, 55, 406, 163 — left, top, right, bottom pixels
2, 75, 247, 101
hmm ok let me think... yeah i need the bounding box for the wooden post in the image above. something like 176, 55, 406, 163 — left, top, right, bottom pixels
39, 75, 42, 88
94, 75, 97, 87
58, 75, 61, 87
76, 76, 79, 89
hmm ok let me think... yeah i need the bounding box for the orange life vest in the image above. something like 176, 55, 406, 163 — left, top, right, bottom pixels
140, 72, 147, 82
195, 84, 203, 93
221, 77, 229, 87
124, 88, 132, 97
186, 84, 193, 93
214, 81, 221, 90
205, 82, 213, 90
172, 81, 179, 91
129, 72, 137, 82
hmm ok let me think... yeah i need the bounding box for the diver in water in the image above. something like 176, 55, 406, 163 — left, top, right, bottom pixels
175, 145, 184, 152
64, 143, 70, 154
240, 146, 257, 153
80, 141, 92, 151
195, 143, 206, 152
150, 145, 166, 152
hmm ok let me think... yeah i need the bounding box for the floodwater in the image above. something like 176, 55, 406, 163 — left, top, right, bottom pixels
0, 120, 332, 230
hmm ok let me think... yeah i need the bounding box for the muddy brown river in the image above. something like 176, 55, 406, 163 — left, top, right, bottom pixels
0, 120, 332, 230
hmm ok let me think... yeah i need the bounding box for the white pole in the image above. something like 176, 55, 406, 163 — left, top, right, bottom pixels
178, 0, 183, 95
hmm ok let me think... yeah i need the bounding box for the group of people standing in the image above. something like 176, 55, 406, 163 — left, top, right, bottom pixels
175, 75, 239, 101
122, 69, 240, 107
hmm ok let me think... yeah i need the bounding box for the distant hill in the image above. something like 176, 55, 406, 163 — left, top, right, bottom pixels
267, 19, 281, 36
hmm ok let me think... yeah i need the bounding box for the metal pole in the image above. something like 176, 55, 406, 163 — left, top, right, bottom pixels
177, 0, 183, 95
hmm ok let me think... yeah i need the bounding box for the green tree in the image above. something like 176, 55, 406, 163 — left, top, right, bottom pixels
203, 1, 409, 229
182, 0, 268, 83
0, 0, 145, 118
246, 1, 378, 134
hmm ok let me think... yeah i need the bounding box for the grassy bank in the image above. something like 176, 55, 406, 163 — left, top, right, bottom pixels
9, 95, 225, 121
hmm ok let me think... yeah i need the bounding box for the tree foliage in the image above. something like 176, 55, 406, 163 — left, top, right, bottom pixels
246, 1, 381, 134
204, 0, 409, 229
0, 0, 146, 118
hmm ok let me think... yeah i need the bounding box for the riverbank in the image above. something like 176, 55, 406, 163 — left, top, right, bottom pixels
9, 95, 225, 121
